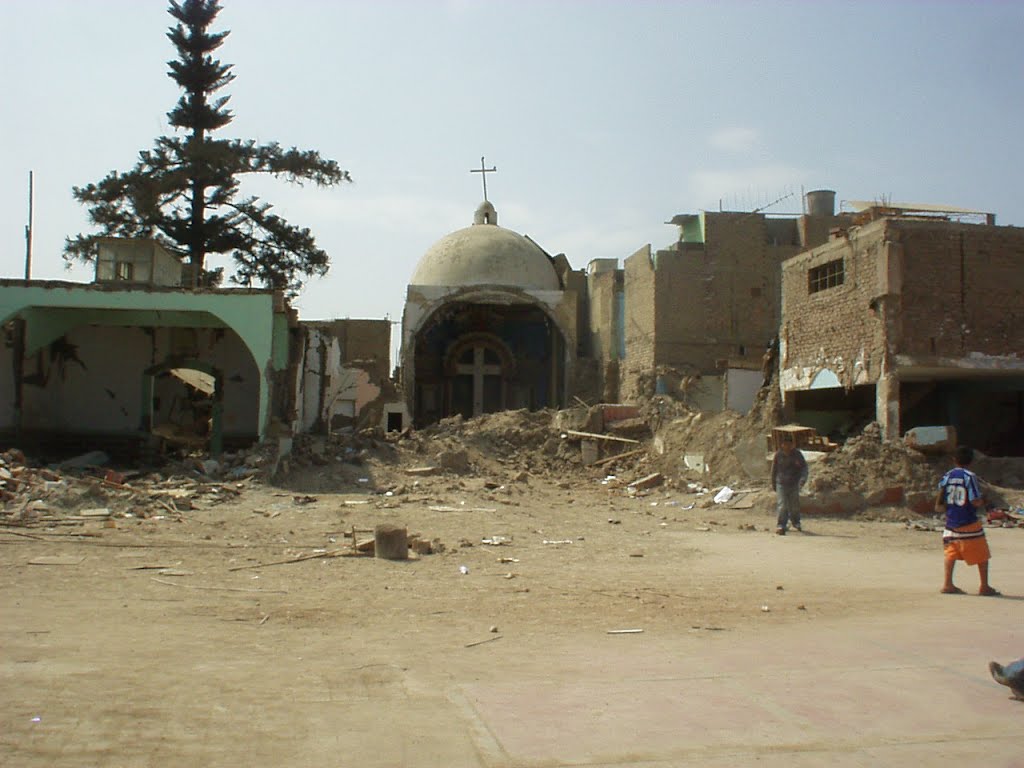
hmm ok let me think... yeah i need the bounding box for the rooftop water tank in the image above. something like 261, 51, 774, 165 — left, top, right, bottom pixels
805, 189, 836, 217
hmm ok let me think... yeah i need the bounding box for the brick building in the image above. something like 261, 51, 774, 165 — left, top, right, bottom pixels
593, 190, 851, 405
780, 206, 1024, 455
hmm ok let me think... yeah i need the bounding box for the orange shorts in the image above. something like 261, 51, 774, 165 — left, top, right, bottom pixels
943, 521, 991, 566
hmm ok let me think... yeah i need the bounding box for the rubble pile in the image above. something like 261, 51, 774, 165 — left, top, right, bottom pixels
411, 409, 573, 476
807, 424, 937, 499
0, 448, 258, 528
650, 406, 770, 487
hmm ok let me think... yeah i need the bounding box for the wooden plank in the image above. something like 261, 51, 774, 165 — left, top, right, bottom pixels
564, 430, 640, 445
591, 448, 644, 468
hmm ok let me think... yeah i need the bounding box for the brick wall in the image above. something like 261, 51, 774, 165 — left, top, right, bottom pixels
613, 210, 856, 400
649, 213, 800, 374
781, 217, 1024, 389
895, 221, 1024, 357
780, 222, 887, 388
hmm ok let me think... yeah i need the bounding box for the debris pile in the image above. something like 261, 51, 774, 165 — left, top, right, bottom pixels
1, 448, 255, 528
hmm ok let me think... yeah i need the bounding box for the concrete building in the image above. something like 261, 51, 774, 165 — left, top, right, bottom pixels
779, 203, 1024, 455
0, 283, 289, 457
1, 239, 396, 459
614, 190, 851, 404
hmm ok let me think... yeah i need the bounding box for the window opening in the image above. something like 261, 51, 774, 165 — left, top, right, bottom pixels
808, 258, 844, 293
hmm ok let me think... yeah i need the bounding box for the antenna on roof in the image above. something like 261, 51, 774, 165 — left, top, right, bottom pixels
751, 190, 794, 215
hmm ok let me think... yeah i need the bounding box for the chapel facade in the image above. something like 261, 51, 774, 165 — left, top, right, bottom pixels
400, 200, 581, 427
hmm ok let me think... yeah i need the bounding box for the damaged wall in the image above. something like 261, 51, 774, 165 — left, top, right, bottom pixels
617, 208, 848, 404
0, 280, 289, 453
780, 217, 1024, 391
294, 319, 394, 433
2, 324, 261, 438
779, 224, 886, 391
583, 259, 622, 402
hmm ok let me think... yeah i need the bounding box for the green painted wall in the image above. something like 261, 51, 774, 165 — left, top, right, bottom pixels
0, 282, 285, 438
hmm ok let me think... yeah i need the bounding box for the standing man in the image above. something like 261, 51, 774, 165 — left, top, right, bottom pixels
771, 433, 808, 535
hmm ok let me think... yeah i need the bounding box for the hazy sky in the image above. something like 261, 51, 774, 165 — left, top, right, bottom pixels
2, 0, 1022, 346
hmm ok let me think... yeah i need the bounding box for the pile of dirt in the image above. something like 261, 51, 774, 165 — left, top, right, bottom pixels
648, 405, 773, 488
806, 423, 938, 498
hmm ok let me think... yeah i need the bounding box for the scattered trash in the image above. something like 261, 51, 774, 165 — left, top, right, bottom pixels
713, 486, 735, 504
465, 635, 502, 648
761, 605, 770, 612
481, 536, 512, 545
78, 508, 111, 518
459, 565, 469, 574
498, 557, 519, 564
542, 539, 573, 545
607, 628, 644, 634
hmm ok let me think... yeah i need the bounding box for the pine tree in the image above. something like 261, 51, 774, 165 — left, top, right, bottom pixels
65, 0, 350, 294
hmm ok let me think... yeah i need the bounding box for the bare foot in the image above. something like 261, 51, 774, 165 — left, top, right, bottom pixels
978, 586, 1001, 597
941, 586, 966, 594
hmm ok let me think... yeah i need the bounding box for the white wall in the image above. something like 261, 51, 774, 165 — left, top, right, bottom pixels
726, 368, 761, 413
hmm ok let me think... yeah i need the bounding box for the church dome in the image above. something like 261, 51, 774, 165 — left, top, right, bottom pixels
410, 202, 561, 291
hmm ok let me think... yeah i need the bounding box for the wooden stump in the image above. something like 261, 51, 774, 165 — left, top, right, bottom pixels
374, 524, 408, 560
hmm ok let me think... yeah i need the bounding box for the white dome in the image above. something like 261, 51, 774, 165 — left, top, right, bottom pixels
410, 203, 560, 291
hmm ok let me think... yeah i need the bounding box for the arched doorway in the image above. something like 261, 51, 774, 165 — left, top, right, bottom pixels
443, 333, 516, 419
143, 359, 224, 455
410, 300, 566, 427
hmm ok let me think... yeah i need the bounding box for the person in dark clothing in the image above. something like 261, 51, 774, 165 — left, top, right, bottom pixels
770, 433, 808, 535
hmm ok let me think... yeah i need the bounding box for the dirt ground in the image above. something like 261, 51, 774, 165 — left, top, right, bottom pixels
3, 409, 1023, 765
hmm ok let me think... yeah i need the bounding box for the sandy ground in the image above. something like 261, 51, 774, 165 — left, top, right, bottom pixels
2, 471, 1022, 767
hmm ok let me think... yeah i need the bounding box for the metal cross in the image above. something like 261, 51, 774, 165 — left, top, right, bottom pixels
470, 156, 497, 202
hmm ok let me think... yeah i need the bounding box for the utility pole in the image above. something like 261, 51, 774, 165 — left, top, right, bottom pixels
24, 171, 34, 279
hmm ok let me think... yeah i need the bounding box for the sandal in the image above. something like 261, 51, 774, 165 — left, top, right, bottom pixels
940, 586, 965, 594
978, 586, 1001, 597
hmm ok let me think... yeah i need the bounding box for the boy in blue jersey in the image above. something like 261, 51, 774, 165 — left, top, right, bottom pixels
936, 445, 999, 596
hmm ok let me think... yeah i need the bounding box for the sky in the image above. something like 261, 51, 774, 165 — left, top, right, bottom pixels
2, 0, 1022, 358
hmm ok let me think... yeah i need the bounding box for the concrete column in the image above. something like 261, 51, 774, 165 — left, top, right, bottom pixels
876, 375, 900, 441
